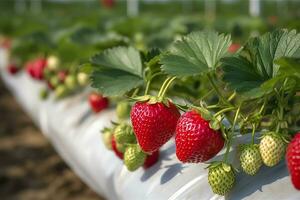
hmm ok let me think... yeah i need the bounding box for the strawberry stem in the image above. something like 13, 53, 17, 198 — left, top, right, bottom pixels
158, 76, 176, 100
223, 104, 241, 162
213, 107, 235, 118
207, 73, 229, 105
144, 72, 162, 95
251, 123, 256, 144
157, 77, 172, 97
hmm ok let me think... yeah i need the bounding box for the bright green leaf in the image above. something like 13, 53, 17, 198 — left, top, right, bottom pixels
90, 46, 144, 96
91, 46, 143, 77
161, 30, 231, 76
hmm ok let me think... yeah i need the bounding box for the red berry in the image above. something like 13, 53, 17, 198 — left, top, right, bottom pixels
25, 61, 35, 78
111, 136, 123, 159
7, 64, 19, 75
131, 101, 180, 153
1, 38, 11, 49
175, 110, 224, 163
57, 70, 68, 83
143, 151, 159, 169
101, 0, 115, 8
88, 93, 109, 113
286, 133, 300, 190
33, 58, 47, 80
228, 43, 241, 53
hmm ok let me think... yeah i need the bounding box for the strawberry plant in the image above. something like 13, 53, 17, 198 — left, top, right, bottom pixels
89, 28, 300, 195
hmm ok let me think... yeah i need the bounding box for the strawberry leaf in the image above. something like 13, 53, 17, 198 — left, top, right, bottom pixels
161, 30, 231, 76
90, 46, 144, 96
223, 29, 300, 97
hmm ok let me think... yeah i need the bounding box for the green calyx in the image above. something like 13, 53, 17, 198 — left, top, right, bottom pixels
114, 123, 136, 144
124, 144, 146, 172
131, 95, 171, 106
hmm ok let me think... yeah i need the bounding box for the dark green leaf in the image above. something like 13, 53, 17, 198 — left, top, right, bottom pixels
223, 29, 300, 96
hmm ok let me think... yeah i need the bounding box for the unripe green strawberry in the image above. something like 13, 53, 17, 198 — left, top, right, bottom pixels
114, 123, 136, 144
55, 85, 68, 99
124, 144, 146, 171
116, 142, 126, 153
240, 144, 262, 175
65, 74, 77, 90
208, 162, 235, 196
47, 55, 59, 70
39, 88, 49, 100
116, 101, 130, 120
259, 132, 286, 167
77, 72, 89, 86
50, 76, 60, 88
101, 128, 113, 150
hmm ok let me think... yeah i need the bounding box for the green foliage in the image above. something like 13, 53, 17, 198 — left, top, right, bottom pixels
161, 30, 231, 76
223, 29, 300, 97
90, 47, 144, 96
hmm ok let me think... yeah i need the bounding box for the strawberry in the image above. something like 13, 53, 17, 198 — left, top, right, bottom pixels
130, 100, 180, 153
25, 61, 35, 78
65, 75, 77, 90
124, 144, 146, 171
102, 128, 113, 150
50, 76, 60, 88
116, 101, 130, 120
259, 132, 286, 167
228, 43, 241, 53
54, 85, 68, 99
208, 162, 235, 195
57, 70, 68, 83
175, 110, 224, 163
239, 144, 262, 175
114, 123, 136, 144
32, 58, 47, 80
7, 64, 19, 75
111, 136, 123, 159
286, 133, 300, 190
47, 55, 59, 70
143, 150, 159, 169
88, 92, 109, 113
77, 72, 89, 86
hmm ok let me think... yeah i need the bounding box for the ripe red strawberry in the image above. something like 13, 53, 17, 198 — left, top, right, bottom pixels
286, 133, 300, 190
25, 61, 35, 78
1, 38, 11, 49
88, 92, 109, 113
57, 70, 68, 83
131, 101, 180, 153
32, 58, 47, 80
143, 151, 160, 169
175, 110, 225, 163
111, 136, 123, 159
7, 64, 19, 75
228, 43, 241, 53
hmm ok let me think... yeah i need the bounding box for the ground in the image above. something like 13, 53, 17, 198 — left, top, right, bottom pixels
0, 79, 104, 200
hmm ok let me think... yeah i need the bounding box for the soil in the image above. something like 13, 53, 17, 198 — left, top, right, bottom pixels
0, 79, 104, 200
